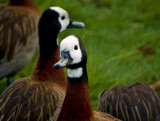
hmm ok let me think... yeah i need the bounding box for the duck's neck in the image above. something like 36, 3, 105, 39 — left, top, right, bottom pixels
32, 34, 66, 88
57, 66, 93, 121
9, 0, 41, 15
39, 30, 59, 58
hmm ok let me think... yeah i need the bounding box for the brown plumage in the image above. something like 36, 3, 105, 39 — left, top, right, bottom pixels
56, 77, 120, 121
0, 74, 65, 121
54, 35, 121, 121
98, 83, 160, 121
0, 7, 85, 121
0, 0, 41, 85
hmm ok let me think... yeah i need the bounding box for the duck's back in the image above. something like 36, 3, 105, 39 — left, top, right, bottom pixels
0, 4, 40, 79
98, 83, 160, 121
93, 111, 121, 121
0, 77, 65, 121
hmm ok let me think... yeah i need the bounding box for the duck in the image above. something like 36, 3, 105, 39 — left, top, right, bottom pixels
98, 82, 160, 121
0, 0, 41, 85
54, 35, 121, 121
0, 7, 85, 121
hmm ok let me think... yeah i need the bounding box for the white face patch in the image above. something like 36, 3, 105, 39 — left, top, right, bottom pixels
67, 67, 83, 78
60, 35, 82, 65
50, 7, 70, 32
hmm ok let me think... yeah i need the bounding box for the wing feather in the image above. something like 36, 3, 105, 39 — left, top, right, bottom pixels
98, 83, 160, 121
93, 111, 121, 121
0, 5, 39, 61
0, 78, 65, 121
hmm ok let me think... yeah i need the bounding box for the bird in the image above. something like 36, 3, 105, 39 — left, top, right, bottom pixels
0, 7, 85, 121
0, 0, 41, 85
98, 82, 160, 121
54, 35, 121, 121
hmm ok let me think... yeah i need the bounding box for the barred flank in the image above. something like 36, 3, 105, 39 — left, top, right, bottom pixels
98, 83, 160, 121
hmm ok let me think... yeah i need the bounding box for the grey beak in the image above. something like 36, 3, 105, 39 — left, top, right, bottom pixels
53, 51, 72, 69
54, 58, 69, 69
67, 19, 85, 28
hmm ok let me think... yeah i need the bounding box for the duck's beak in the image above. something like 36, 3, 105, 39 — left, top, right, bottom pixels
53, 51, 72, 69
67, 19, 85, 28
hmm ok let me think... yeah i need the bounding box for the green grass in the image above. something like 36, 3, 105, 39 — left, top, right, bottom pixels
1, 0, 160, 110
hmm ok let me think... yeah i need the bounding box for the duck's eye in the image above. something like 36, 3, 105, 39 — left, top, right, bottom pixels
61, 16, 65, 20
74, 45, 78, 50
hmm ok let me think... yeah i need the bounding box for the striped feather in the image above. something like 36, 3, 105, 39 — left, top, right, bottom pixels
0, 4, 40, 79
93, 111, 121, 121
98, 83, 160, 121
0, 77, 65, 121
0, 5, 39, 61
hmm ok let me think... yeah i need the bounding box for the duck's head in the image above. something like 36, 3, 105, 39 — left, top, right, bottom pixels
39, 7, 85, 34
38, 7, 85, 53
54, 35, 87, 70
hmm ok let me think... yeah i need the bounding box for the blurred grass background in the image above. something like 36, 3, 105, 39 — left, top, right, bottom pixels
0, 0, 160, 110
